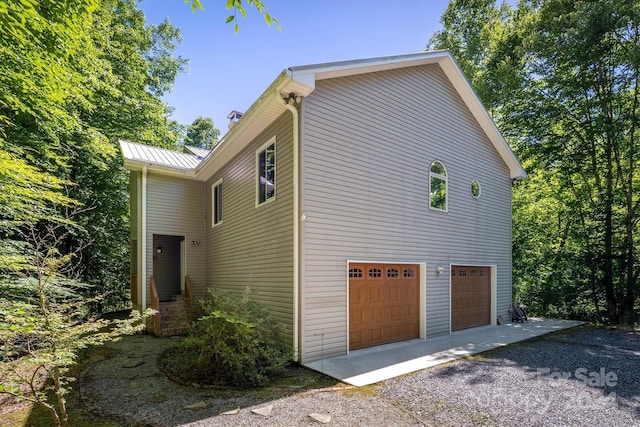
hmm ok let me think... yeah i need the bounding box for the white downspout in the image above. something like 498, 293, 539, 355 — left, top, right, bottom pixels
284, 100, 300, 362
141, 165, 148, 312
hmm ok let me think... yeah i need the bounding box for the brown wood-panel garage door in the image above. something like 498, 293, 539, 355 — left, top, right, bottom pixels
451, 265, 491, 331
349, 263, 420, 350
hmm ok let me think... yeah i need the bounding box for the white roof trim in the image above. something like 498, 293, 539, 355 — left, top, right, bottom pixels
120, 51, 526, 181
288, 50, 526, 180
288, 51, 448, 82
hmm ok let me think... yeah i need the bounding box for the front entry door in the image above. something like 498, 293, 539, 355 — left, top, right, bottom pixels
153, 234, 184, 301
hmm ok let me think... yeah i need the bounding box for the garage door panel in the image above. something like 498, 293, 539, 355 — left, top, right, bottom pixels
451, 265, 490, 331
349, 263, 420, 350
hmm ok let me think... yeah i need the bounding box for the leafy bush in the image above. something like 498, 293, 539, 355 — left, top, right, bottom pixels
163, 288, 288, 387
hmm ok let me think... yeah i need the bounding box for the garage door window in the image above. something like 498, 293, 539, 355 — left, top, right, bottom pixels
387, 268, 399, 278
368, 268, 382, 278
403, 268, 415, 278
349, 268, 363, 278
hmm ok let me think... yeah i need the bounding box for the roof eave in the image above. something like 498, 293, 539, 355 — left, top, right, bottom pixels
436, 55, 527, 180
194, 70, 314, 181
289, 50, 450, 82
123, 158, 197, 178
288, 50, 526, 180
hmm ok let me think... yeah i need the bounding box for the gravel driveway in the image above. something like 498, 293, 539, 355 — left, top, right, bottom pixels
81, 326, 639, 426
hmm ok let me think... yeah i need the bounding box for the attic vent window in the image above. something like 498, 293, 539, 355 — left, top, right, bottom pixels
429, 161, 448, 211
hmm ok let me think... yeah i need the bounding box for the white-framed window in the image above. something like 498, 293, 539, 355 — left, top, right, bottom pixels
212, 178, 223, 227
256, 137, 276, 206
429, 160, 448, 211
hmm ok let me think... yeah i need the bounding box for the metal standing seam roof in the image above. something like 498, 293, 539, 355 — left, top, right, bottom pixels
120, 140, 202, 170
183, 145, 212, 159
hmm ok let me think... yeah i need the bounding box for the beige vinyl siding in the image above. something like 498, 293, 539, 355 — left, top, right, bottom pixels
206, 112, 295, 348
301, 64, 513, 362
145, 174, 207, 305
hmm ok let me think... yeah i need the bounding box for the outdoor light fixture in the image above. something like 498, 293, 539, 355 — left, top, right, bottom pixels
435, 265, 444, 274
283, 92, 301, 105
156, 246, 162, 254
191, 240, 200, 246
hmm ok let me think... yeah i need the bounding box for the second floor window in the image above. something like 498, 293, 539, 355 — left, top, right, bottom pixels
429, 160, 447, 211
257, 138, 276, 205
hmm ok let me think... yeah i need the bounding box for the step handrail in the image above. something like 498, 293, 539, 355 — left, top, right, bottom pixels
149, 275, 160, 335
184, 275, 193, 309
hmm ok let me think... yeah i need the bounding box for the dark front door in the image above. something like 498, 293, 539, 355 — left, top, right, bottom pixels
153, 234, 183, 302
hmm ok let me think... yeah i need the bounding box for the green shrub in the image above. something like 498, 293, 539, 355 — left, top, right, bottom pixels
166, 288, 288, 387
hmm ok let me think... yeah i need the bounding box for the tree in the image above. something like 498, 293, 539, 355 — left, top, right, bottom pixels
185, 116, 220, 150
429, 0, 639, 324
0, 212, 149, 427
186, 0, 280, 33
0, 1, 187, 423
62, 0, 188, 310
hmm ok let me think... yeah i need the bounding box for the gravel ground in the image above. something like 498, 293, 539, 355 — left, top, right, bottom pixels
81, 326, 639, 426
379, 327, 639, 426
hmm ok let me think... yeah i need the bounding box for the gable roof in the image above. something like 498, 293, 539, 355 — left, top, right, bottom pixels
121, 50, 526, 180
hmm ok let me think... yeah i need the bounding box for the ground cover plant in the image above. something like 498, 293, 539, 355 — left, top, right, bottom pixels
160, 288, 289, 387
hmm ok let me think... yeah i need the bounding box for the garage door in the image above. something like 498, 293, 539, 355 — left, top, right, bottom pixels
349, 263, 420, 350
451, 265, 491, 331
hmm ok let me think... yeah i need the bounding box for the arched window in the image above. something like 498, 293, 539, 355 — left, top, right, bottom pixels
429, 161, 447, 211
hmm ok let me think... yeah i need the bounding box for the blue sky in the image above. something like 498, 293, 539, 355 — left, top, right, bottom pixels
140, 0, 452, 133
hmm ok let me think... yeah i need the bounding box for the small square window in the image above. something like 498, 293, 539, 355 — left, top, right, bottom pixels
349, 268, 363, 278
368, 268, 382, 278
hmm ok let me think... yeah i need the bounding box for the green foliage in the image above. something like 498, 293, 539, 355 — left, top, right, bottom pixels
1, 0, 190, 313
430, 0, 640, 325
165, 288, 288, 387
185, 116, 220, 150
0, 217, 152, 427
186, 0, 280, 33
